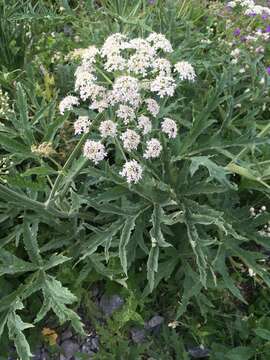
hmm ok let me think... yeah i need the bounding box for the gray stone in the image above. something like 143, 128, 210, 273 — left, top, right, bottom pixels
99, 294, 124, 316
61, 329, 73, 341
145, 315, 164, 330
188, 346, 210, 358
61, 340, 80, 359
130, 328, 146, 344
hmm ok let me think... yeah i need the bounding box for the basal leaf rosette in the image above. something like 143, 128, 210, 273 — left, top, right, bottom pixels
59, 33, 196, 183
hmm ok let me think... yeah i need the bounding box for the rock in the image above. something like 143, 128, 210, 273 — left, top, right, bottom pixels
188, 346, 210, 358
130, 328, 146, 344
99, 294, 124, 316
61, 329, 73, 342
61, 340, 80, 359
145, 315, 164, 332
82, 334, 99, 353
63, 25, 73, 37
32, 347, 48, 360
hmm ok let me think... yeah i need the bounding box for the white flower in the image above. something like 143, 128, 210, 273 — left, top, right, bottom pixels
83, 140, 107, 164
59, 96, 79, 114
147, 33, 173, 53
116, 105, 135, 124
174, 61, 196, 81
120, 129, 140, 151
101, 33, 127, 58
137, 115, 152, 135
150, 75, 176, 97
143, 138, 162, 159
89, 98, 109, 113
99, 120, 117, 138
231, 48, 240, 58
161, 118, 177, 138
152, 58, 172, 75
111, 76, 141, 107
127, 38, 156, 76
74, 116, 91, 135
81, 45, 99, 66
104, 55, 126, 72
145, 98, 160, 117
120, 160, 143, 183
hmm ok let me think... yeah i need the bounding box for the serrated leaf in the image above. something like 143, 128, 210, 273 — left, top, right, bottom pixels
23, 220, 42, 266
43, 254, 70, 271
41, 275, 85, 335
0, 249, 38, 275
119, 217, 136, 275
150, 204, 172, 247
190, 156, 235, 189
147, 246, 159, 293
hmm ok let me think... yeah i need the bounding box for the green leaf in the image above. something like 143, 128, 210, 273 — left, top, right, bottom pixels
0, 133, 31, 155
15, 83, 35, 145
119, 217, 136, 275
214, 246, 246, 303
22, 165, 57, 177
40, 275, 85, 334
225, 346, 255, 360
0, 249, 38, 275
7, 301, 34, 360
23, 220, 42, 266
147, 246, 159, 293
190, 156, 235, 189
150, 204, 172, 247
254, 328, 270, 341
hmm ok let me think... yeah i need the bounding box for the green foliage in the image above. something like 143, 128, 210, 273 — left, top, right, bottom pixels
1, 0, 270, 359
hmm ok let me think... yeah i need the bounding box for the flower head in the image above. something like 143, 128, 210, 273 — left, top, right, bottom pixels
174, 61, 196, 81
151, 75, 176, 97
99, 120, 117, 138
120, 129, 140, 151
59, 96, 79, 114
120, 160, 143, 183
137, 115, 152, 135
116, 105, 135, 124
74, 116, 91, 135
143, 138, 162, 159
83, 140, 107, 164
161, 118, 177, 138
145, 98, 160, 117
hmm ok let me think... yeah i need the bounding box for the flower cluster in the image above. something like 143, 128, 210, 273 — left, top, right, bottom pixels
59, 33, 196, 183
0, 89, 13, 119
225, 0, 270, 73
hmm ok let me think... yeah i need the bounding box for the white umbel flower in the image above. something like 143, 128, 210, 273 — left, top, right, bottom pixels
161, 118, 177, 138
99, 120, 117, 138
145, 98, 160, 117
83, 140, 107, 164
120, 129, 140, 151
147, 33, 173, 53
81, 45, 99, 66
59, 96, 79, 114
116, 105, 135, 124
111, 76, 141, 107
175, 61, 196, 81
152, 58, 172, 75
143, 138, 162, 159
137, 115, 152, 135
120, 160, 143, 184
74, 116, 91, 135
150, 75, 176, 98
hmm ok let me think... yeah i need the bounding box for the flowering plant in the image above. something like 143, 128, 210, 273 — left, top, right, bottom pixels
59, 33, 196, 183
